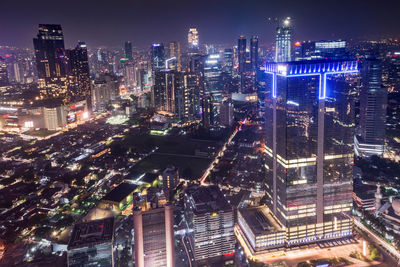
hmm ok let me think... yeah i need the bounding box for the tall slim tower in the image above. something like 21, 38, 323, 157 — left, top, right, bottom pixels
275, 18, 292, 62
250, 36, 259, 72
356, 56, 387, 157
0, 56, 8, 87
33, 24, 68, 99
67, 42, 91, 104
188, 28, 199, 50
265, 60, 358, 246
151, 43, 165, 70
125, 41, 133, 61
168, 41, 181, 71
237, 35, 247, 73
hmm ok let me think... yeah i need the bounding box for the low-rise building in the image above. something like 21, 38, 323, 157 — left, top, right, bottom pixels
67, 217, 115, 267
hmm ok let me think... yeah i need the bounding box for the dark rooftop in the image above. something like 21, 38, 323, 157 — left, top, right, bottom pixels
239, 206, 283, 236
187, 185, 231, 214
102, 182, 138, 203
68, 217, 114, 249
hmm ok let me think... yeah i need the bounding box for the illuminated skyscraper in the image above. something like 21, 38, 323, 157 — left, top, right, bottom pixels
151, 43, 165, 70
183, 73, 201, 119
295, 40, 348, 61
151, 70, 185, 119
125, 41, 133, 61
238, 35, 247, 73
67, 42, 91, 105
223, 48, 234, 74
133, 204, 175, 267
168, 41, 181, 71
184, 185, 235, 263
0, 56, 8, 87
250, 36, 259, 72
204, 53, 222, 96
263, 60, 358, 247
188, 28, 199, 49
275, 18, 292, 62
33, 24, 68, 100
162, 166, 179, 200
356, 56, 387, 157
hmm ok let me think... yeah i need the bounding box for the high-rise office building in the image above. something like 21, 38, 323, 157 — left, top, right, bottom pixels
223, 48, 234, 75
294, 40, 348, 61
151, 43, 165, 71
184, 185, 235, 263
188, 28, 199, 49
204, 54, 223, 97
162, 166, 179, 199
125, 41, 133, 61
0, 56, 8, 87
133, 203, 175, 267
356, 56, 387, 157
238, 36, 247, 73
201, 95, 212, 129
92, 73, 120, 112
387, 52, 400, 92
263, 60, 358, 248
183, 73, 201, 120
219, 100, 233, 126
151, 70, 185, 119
314, 40, 347, 60
33, 24, 68, 100
152, 70, 166, 109
67, 42, 91, 104
168, 42, 181, 71
250, 36, 259, 72
275, 18, 292, 62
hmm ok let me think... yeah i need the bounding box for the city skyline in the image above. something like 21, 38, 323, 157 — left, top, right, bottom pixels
1, 2, 400, 266
1, 0, 400, 48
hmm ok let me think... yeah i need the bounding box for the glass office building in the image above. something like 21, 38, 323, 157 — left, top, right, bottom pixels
264, 60, 358, 246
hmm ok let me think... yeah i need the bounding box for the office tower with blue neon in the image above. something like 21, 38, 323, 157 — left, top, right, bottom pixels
275, 18, 292, 63
356, 56, 387, 157
248, 60, 358, 252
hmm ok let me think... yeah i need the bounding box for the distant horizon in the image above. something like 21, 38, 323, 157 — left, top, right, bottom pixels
0, 32, 398, 52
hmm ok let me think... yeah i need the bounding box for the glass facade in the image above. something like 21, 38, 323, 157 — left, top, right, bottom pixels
265, 61, 357, 246
275, 27, 291, 63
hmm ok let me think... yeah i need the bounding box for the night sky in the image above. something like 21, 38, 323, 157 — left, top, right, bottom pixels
1, 0, 400, 49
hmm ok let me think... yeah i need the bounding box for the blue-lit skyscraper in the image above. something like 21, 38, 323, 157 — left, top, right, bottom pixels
264, 60, 358, 247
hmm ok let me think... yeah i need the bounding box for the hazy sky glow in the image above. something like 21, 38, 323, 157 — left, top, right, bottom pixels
1, 0, 400, 49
